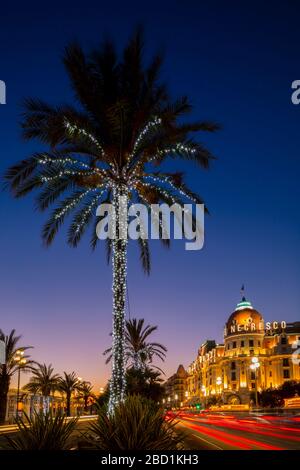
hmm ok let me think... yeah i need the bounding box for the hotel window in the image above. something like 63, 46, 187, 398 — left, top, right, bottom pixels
281, 337, 287, 345
283, 358, 289, 367
249, 339, 254, 347
232, 383, 237, 390
231, 372, 236, 381
233, 341, 236, 349
231, 361, 236, 370
250, 371, 255, 380
283, 369, 290, 379
241, 340, 245, 347
269, 371, 272, 377
258, 340, 261, 347
251, 383, 255, 389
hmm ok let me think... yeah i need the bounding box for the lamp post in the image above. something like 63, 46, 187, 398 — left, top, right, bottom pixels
14, 350, 27, 418
250, 357, 260, 408
174, 394, 178, 409
216, 377, 222, 394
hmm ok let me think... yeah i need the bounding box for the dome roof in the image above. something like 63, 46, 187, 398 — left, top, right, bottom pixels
225, 297, 263, 336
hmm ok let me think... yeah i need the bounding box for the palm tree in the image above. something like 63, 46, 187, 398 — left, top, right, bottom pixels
23, 363, 60, 414
0, 329, 33, 424
77, 381, 95, 413
58, 372, 80, 417
4, 28, 218, 412
104, 318, 167, 371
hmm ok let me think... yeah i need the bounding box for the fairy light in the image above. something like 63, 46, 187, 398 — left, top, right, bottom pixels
54, 189, 95, 220
108, 185, 128, 414
144, 175, 199, 203
65, 120, 105, 157
74, 189, 106, 234
40, 169, 98, 183
131, 117, 162, 158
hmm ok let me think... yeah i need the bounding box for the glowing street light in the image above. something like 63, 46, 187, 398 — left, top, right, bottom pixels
250, 357, 260, 408
14, 350, 27, 418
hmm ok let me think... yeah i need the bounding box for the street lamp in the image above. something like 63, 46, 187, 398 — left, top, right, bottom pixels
14, 350, 27, 418
250, 357, 260, 408
216, 376, 222, 396
174, 394, 178, 408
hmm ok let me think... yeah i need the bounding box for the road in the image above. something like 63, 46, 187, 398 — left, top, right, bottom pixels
170, 411, 300, 450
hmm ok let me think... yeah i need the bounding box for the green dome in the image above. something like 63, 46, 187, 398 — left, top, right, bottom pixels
235, 296, 253, 311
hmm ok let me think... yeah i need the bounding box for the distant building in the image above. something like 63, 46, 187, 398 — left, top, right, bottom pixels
164, 364, 188, 406
187, 296, 300, 406
5, 390, 85, 422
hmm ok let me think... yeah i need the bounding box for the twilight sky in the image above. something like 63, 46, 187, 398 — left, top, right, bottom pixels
0, 0, 299, 391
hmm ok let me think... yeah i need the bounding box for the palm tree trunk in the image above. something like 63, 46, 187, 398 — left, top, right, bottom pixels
43, 396, 50, 414
84, 396, 88, 412
108, 186, 128, 413
0, 371, 9, 424
66, 393, 71, 417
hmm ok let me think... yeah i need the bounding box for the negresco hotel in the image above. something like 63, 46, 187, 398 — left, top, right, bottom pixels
186, 295, 300, 406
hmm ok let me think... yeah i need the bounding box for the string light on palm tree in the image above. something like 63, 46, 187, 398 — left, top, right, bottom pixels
5, 30, 218, 413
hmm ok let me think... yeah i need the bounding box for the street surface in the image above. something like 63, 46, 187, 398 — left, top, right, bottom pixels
170, 411, 300, 450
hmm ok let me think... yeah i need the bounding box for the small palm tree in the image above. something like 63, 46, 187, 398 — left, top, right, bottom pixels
77, 381, 95, 413
23, 363, 60, 414
4, 29, 218, 412
58, 372, 80, 417
0, 329, 33, 424
104, 318, 167, 371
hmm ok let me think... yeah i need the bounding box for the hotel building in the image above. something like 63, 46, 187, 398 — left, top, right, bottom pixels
186, 296, 300, 406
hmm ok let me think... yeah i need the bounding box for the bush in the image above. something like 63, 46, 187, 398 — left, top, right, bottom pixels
6, 412, 78, 450
86, 395, 184, 450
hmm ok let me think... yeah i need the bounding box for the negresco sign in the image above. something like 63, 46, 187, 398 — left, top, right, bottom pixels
224, 320, 287, 337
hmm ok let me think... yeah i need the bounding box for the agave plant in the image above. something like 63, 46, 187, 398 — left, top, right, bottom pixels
4, 28, 218, 412
86, 395, 184, 450
6, 412, 78, 450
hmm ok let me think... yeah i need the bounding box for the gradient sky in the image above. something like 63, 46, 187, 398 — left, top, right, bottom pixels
0, 1, 299, 391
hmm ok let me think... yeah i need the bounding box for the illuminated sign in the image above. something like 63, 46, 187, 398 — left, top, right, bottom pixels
224, 320, 286, 337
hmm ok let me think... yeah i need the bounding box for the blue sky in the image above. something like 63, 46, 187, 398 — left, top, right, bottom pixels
0, 0, 299, 388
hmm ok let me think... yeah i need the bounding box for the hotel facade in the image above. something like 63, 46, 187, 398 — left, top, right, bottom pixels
186, 297, 300, 406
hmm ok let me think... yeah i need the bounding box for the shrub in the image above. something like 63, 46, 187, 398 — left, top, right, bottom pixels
6, 412, 78, 450
86, 395, 184, 450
